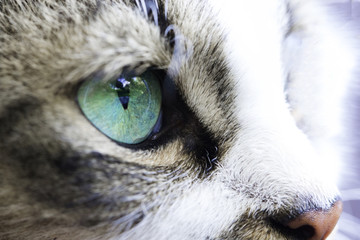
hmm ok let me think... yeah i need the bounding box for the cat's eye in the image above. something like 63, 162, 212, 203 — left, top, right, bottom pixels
77, 71, 162, 145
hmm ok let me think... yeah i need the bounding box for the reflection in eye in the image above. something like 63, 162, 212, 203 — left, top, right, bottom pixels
77, 71, 162, 144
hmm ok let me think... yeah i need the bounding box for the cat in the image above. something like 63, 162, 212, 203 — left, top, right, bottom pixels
0, 0, 357, 239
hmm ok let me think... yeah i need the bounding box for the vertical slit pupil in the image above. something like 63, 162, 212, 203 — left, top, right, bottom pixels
116, 77, 131, 110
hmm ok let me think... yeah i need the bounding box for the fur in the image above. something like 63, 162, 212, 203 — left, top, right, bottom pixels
0, 0, 357, 239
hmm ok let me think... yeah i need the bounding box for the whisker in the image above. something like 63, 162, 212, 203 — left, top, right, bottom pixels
147, 1, 159, 26
140, 0, 148, 17
135, 0, 148, 18
154, 0, 159, 11
165, 0, 169, 20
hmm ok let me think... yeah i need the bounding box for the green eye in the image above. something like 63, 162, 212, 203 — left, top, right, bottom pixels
77, 71, 162, 144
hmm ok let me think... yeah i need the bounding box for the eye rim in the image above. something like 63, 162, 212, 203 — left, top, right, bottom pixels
76, 68, 185, 150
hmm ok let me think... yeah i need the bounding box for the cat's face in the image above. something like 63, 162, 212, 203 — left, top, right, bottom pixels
0, 0, 354, 239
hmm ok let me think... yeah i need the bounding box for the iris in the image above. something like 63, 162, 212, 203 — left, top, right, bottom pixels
77, 71, 162, 144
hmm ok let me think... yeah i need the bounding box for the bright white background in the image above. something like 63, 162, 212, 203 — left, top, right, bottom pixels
324, 0, 360, 238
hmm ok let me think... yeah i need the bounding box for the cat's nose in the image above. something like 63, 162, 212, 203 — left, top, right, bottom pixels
284, 200, 343, 240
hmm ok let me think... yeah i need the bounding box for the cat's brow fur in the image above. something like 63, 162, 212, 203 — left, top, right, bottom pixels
0, 0, 357, 239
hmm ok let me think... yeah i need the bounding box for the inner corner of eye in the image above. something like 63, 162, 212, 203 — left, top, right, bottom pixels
77, 70, 163, 145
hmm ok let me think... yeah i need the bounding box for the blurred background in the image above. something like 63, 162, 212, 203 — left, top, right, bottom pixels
324, 0, 360, 239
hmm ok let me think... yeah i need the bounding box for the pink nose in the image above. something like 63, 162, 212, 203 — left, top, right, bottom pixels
285, 201, 343, 240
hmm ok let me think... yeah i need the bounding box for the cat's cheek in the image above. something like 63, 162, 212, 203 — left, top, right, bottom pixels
41, 99, 186, 167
